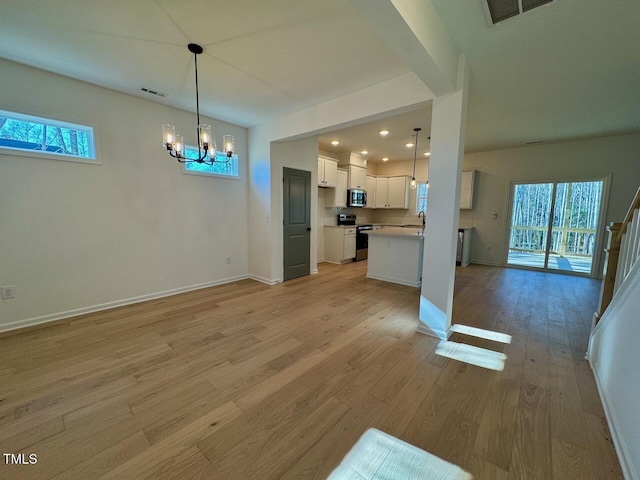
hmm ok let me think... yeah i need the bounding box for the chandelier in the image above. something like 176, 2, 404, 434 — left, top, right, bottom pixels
162, 44, 234, 164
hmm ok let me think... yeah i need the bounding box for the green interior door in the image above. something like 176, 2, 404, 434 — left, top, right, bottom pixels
283, 167, 311, 281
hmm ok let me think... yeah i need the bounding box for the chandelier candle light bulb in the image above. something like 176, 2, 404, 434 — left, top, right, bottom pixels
223, 135, 234, 158
163, 124, 176, 148
198, 124, 211, 147
175, 135, 184, 157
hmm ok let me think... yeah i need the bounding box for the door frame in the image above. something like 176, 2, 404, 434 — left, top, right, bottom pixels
503, 174, 611, 278
280, 164, 314, 281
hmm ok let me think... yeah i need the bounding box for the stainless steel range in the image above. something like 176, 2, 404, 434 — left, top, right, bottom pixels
337, 214, 372, 261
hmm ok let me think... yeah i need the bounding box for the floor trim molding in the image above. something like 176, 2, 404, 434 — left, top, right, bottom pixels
0, 274, 251, 334
247, 274, 280, 286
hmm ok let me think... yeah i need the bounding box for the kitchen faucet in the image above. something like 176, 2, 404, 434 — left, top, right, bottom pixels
418, 211, 425, 227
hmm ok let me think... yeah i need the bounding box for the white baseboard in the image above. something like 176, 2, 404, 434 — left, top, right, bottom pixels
247, 274, 280, 286
0, 274, 250, 334
587, 358, 637, 480
366, 273, 420, 288
469, 259, 501, 267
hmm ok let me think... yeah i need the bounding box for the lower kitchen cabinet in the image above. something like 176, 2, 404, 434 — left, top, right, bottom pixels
324, 226, 356, 264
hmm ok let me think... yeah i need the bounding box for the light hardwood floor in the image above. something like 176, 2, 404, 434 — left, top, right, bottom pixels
0, 262, 623, 479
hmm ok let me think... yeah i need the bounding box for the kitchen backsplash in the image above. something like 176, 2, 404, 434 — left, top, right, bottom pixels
324, 206, 374, 225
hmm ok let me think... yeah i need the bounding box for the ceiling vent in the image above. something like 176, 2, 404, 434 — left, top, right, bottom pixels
140, 87, 166, 98
481, 0, 557, 25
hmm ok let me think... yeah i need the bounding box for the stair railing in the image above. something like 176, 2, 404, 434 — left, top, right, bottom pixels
594, 186, 640, 326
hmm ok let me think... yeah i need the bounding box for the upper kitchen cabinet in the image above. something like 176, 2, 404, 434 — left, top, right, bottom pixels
388, 176, 410, 208
460, 170, 475, 210
348, 165, 367, 190
375, 176, 410, 209
336, 152, 367, 190
365, 175, 376, 209
327, 169, 348, 208
374, 177, 388, 208
318, 156, 338, 188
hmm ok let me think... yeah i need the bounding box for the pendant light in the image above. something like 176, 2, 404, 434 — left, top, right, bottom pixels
410, 127, 421, 189
162, 44, 234, 164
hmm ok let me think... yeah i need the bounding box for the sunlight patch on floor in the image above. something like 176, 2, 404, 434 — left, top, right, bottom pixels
328, 428, 473, 480
436, 341, 506, 371
450, 324, 512, 344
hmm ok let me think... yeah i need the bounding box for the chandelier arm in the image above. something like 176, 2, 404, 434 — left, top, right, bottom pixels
168, 151, 187, 163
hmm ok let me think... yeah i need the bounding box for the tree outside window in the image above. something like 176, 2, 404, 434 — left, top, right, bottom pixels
416, 181, 428, 214
0, 109, 95, 160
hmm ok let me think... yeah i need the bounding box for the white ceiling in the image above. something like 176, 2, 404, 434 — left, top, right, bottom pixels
1, 0, 639, 153
318, 107, 433, 164
431, 0, 640, 152
0, 0, 410, 127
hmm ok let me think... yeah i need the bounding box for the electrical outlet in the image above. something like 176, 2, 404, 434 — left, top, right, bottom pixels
226, 256, 231, 264
1, 286, 15, 299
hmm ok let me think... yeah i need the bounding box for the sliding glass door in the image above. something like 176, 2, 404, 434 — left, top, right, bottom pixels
507, 180, 604, 275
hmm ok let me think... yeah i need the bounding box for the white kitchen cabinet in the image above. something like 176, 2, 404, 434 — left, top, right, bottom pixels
365, 175, 376, 209
375, 176, 409, 209
344, 233, 356, 260
348, 165, 367, 190
327, 169, 348, 207
375, 177, 388, 208
324, 226, 356, 264
387, 176, 409, 208
460, 170, 475, 210
318, 156, 338, 188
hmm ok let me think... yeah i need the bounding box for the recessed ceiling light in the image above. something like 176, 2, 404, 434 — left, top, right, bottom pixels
382, 157, 389, 162
360, 150, 368, 155
379, 130, 390, 136
405, 143, 414, 148
424, 152, 430, 157
331, 140, 340, 146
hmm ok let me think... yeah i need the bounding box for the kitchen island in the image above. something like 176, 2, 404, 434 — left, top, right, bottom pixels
364, 227, 424, 287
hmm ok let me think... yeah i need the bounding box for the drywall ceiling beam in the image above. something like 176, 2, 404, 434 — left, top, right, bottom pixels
349, 0, 459, 96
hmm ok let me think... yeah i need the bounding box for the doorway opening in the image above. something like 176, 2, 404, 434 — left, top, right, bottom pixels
506, 180, 605, 275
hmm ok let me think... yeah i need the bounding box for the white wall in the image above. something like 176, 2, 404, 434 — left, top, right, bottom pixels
461, 134, 640, 272
0, 59, 248, 331
588, 262, 640, 480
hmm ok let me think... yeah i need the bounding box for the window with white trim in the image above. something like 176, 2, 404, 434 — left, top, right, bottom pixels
182, 145, 239, 178
0, 109, 96, 161
416, 181, 428, 214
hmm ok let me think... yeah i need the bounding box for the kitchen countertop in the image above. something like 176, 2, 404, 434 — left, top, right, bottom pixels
364, 226, 425, 238
374, 223, 423, 228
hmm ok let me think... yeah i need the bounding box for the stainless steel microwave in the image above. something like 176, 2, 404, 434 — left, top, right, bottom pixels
347, 189, 367, 208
